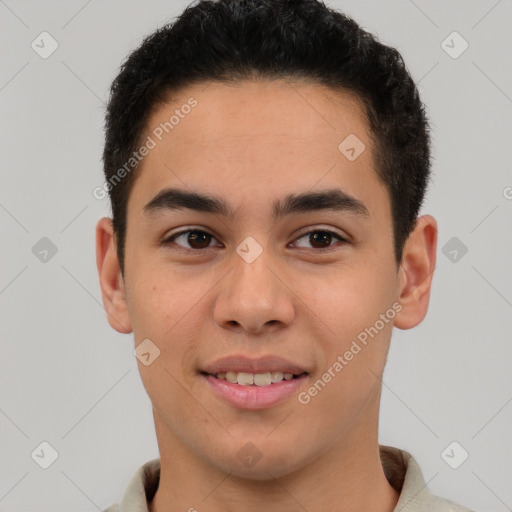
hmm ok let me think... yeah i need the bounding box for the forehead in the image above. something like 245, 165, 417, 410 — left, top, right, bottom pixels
130, 79, 387, 220
144, 79, 370, 156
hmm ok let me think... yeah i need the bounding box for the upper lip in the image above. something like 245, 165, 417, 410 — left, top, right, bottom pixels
202, 355, 309, 375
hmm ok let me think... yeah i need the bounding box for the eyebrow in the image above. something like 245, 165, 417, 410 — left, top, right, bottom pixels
143, 187, 369, 222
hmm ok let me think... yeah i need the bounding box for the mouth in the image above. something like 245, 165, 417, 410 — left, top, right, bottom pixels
200, 356, 310, 410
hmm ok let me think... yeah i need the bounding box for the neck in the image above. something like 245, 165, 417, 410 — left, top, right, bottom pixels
149, 406, 399, 512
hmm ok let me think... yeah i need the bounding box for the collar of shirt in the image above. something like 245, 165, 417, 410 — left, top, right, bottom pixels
103, 445, 474, 512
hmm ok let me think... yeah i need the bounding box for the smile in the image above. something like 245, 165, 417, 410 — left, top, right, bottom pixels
200, 354, 310, 409
202, 372, 308, 410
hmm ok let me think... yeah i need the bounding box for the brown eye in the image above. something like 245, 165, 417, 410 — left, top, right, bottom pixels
187, 231, 212, 249
309, 231, 334, 248
293, 230, 347, 250
165, 230, 218, 250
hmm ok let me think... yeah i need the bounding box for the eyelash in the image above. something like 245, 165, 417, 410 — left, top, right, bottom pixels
162, 227, 348, 253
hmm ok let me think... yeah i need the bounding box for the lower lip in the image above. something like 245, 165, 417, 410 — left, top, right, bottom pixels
204, 374, 308, 410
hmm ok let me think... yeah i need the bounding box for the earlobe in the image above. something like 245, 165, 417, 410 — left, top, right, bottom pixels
394, 215, 438, 330
95, 217, 133, 334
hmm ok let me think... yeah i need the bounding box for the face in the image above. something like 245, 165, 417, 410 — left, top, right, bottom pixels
99, 79, 429, 480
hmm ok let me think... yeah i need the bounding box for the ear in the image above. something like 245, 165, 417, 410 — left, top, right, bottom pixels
394, 215, 438, 330
95, 217, 132, 334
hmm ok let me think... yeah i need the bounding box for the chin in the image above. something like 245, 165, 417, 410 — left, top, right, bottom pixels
204, 439, 308, 481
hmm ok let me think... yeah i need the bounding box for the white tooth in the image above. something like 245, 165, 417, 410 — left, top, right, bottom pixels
216, 372, 226, 380
254, 373, 272, 386
283, 373, 294, 380
226, 371, 238, 383
237, 372, 254, 386
270, 371, 284, 383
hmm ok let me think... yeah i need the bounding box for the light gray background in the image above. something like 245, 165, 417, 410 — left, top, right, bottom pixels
1, 0, 511, 510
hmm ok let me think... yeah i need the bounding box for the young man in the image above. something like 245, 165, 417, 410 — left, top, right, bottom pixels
97, 0, 474, 510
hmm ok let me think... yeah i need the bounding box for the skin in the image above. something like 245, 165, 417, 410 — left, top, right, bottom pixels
96, 79, 437, 512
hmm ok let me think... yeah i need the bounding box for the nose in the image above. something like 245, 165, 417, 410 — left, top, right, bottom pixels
213, 243, 295, 335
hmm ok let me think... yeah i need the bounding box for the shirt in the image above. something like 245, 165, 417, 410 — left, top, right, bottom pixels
103, 445, 475, 511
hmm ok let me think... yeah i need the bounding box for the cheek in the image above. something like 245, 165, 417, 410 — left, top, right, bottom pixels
293, 259, 398, 344
295, 259, 398, 416
298, 314, 393, 432
127, 273, 206, 418
124, 266, 211, 381
124, 259, 201, 339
